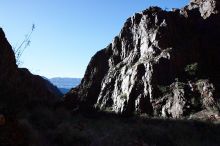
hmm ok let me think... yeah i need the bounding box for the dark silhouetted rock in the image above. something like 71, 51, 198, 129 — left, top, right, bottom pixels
0, 28, 62, 114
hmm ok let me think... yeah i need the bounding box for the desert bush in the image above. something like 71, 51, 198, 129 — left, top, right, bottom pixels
185, 62, 198, 76
157, 85, 170, 95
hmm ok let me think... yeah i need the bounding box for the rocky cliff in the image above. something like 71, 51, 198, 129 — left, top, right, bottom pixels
65, 0, 220, 118
0, 28, 62, 114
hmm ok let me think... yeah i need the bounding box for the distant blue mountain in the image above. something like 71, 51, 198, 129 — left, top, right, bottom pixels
49, 77, 81, 94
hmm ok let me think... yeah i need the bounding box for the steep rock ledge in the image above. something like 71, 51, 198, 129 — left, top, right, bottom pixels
65, 0, 220, 118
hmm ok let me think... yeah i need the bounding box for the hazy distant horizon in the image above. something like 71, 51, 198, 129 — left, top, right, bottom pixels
0, 0, 188, 78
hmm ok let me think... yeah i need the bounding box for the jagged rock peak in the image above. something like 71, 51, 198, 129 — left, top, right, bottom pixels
65, 1, 220, 118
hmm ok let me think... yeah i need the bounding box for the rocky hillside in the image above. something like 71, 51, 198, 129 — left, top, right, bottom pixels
65, 0, 220, 119
0, 28, 62, 114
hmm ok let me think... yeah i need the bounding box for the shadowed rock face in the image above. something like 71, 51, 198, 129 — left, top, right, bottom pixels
0, 28, 62, 114
65, 0, 220, 118
0, 28, 17, 81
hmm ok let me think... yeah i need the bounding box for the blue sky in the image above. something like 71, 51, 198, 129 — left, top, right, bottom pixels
0, 0, 188, 78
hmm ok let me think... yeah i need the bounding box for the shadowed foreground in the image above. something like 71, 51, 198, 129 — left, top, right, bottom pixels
1, 108, 220, 146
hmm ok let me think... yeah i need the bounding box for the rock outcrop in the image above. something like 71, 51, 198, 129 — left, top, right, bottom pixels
65, 0, 220, 118
0, 28, 62, 114
188, 0, 220, 18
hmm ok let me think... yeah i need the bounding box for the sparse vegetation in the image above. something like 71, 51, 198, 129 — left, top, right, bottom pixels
157, 85, 170, 95
120, 93, 127, 100
13, 24, 35, 66
185, 62, 199, 76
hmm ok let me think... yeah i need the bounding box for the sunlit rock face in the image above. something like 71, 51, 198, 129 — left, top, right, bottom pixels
66, 0, 220, 118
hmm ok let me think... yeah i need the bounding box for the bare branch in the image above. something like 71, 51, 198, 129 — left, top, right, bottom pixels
13, 24, 36, 66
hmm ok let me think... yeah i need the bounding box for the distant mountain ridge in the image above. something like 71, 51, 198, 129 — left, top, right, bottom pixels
49, 77, 81, 94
